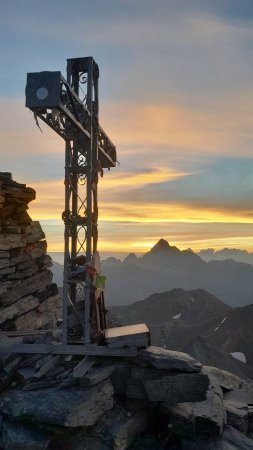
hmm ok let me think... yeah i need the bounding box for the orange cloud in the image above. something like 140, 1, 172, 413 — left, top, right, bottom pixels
29, 176, 253, 226
101, 92, 253, 156
100, 200, 253, 224
0, 98, 63, 157
101, 167, 193, 190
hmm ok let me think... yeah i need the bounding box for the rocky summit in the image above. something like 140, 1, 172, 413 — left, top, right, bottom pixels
0, 173, 61, 332
0, 343, 252, 449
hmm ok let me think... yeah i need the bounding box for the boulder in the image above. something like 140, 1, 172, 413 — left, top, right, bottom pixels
187, 385, 226, 435
182, 425, 253, 449
202, 365, 243, 391
143, 371, 209, 403
79, 365, 115, 387
95, 405, 148, 450
14, 294, 61, 331
0, 269, 53, 305
137, 346, 202, 372
224, 380, 253, 404
1, 419, 50, 450
0, 380, 114, 427
224, 401, 248, 433
0, 295, 39, 324
51, 433, 111, 450
161, 402, 195, 438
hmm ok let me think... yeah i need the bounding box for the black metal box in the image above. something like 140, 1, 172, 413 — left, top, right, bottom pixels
25, 71, 62, 109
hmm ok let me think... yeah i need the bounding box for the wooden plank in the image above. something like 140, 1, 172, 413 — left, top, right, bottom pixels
0, 342, 138, 357
105, 324, 149, 339
105, 324, 150, 349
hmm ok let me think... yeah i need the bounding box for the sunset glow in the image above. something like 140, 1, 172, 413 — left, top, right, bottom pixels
1, 1, 253, 255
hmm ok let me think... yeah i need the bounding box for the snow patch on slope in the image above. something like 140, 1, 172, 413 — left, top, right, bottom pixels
172, 313, 181, 320
230, 352, 247, 363
214, 316, 227, 332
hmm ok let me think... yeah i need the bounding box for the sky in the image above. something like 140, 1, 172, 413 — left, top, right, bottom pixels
1, 0, 253, 255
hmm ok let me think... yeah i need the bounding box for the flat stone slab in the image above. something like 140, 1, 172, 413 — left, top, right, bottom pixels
188, 385, 226, 436
95, 405, 148, 450
202, 366, 243, 391
0, 295, 39, 324
138, 347, 202, 372
144, 372, 209, 403
224, 402, 248, 433
0, 379, 114, 427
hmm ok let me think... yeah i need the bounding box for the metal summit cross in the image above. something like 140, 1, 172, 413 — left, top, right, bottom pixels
26, 57, 117, 349
16, 56, 150, 357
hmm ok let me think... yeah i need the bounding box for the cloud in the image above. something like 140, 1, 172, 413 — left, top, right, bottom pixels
1, 1, 253, 253
99, 157, 253, 222
41, 218, 253, 253
102, 93, 253, 157
29, 156, 253, 227
0, 99, 65, 182
101, 167, 193, 191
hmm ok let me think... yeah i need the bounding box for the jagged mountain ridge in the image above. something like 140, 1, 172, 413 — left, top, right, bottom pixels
109, 288, 232, 353
109, 287, 253, 379
51, 239, 253, 307
110, 288, 231, 328
199, 247, 253, 265
101, 239, 253, 307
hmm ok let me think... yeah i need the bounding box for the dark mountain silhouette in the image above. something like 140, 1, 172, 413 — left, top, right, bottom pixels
205, 303, 253, 367
109, 288, 232, 350
50, 239, 253, 307
101, 239, 253, 306
183, 337, 253, 380
109, 288, 253, 379
110, 288, 231, 329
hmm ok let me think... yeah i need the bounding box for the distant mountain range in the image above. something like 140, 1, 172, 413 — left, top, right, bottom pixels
51, 239, 253, 307
109, 287, 253, 380
100, 239, 253, 307
198, 247, 253, 265
50, 241, 253, 380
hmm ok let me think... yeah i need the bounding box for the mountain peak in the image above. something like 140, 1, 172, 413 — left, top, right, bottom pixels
151, 239, 179, 253
123, 253, 140, 266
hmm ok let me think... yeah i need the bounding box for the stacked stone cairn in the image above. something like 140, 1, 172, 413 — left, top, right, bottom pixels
0, 172, 61, 331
